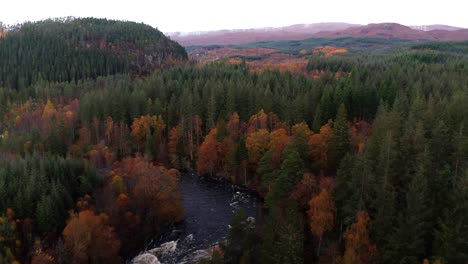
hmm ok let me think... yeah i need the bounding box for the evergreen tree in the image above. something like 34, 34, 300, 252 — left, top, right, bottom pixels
261, 203, 303, 264
329, 104, 350, 172
265, 144, 304, 208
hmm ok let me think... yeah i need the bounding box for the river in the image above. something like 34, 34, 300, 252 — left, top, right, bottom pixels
132, 173, 261, 264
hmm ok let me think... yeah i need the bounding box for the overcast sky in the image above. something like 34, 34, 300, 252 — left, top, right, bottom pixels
1, 0, 467, 32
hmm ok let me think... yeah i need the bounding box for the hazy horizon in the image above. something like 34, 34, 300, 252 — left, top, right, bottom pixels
2, 0, 468, 32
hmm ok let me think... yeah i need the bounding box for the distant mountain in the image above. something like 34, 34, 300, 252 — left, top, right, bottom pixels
0, 18, 188, 89
168, 23, 360, 46
170, 22, 468, 47
409, 24, 464, 31
315, 23, 468, 41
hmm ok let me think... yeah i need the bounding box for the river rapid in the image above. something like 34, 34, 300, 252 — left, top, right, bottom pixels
131, 173, 261, 264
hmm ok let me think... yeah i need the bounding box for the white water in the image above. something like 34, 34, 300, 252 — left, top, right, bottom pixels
131, 173, 260, 264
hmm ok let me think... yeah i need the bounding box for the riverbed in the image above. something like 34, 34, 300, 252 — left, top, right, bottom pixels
132, 173, 261, 263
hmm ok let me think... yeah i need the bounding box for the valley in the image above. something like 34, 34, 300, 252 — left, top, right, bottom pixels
0, 17, 467, 264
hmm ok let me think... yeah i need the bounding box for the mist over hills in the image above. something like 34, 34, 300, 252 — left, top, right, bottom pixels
168, 22, 468, 46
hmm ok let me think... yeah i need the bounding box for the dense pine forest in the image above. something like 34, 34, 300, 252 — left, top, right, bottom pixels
0, 17, 187, 89
0, 18, 467, 264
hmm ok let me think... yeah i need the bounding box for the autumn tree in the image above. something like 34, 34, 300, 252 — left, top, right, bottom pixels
349, 120, 371, 154
268, 128, 289, 166
130, 115, 165, 155
291, 172, 319, 209
63, 210, 121, 264
245, 129, 270, 167
247, 110, 268, 134
308, 189, 335, 256
31, 250, 54, 264
168, 126, 182, 169
133, 165, 183, 225
197, 128, 222, 176
343, 211, 377, 264
309, 120, 334, 170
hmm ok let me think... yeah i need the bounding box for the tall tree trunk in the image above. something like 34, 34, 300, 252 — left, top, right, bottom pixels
317, 236, 322, 257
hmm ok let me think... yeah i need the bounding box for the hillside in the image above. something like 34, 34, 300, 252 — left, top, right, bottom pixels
409, 24, 464, 31
168, 23, 359, 46
171, 23, 468, 47
0, 18, 188, 89
0, 16, 467, 264
316, 23, 468, 40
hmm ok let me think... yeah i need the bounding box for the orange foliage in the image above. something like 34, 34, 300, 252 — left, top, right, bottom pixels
268, 128, 290, 165
245, 129, 270, 165
226, 112, 242, 140
131, 116, 151, 148
87, 144, 115, 169
189, 47, 278, 64
6, 208, 15, 220
291, 173, 319, 208
319, 176, 335, 192
308, 189, 335, 239
131, 115, 166, 150
4, 99, 80, 153
343, 211, 377, 264
63, 210, 121, 264
245, 53, 309, 75
168, 126, 181, 168
309, 120, 334, 169
104, 117, 114, 146
0, 29, 7, 39
247, 110, 268, 133
197, 128, 222, 176
42, 99, 57, 121
292, 122, 313, 138
349, 120, 372, 154
312, 46, 348, 57
133, 164, 183, 223
31, 250, 54, 264
107, 157, 184, 224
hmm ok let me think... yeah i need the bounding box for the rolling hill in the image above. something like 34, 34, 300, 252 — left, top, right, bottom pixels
409, 24, 464, 31
0, 18, 188, 89
315, 23, 468, 41
170, 22, 468, 47
168, 23, 359, 46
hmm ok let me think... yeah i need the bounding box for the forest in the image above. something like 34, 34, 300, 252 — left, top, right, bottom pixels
0, 18, 467, 264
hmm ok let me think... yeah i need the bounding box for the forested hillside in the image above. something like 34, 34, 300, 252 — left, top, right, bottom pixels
0, 18, 187, 89
0, 18, 466, 264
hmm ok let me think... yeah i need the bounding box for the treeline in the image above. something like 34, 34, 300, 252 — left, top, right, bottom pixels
0, 99, 183, 263
0, 40, 467, 263
0, 18, 187, 89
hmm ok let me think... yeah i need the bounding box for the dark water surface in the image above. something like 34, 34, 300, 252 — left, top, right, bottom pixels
133, 173, 260, 263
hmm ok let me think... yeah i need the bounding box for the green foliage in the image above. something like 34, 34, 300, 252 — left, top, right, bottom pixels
328, 104, 350, 171
0, 17, 187, 89
230, 37, 416, 55
261, 203, 304, 264
0, 26, 467, 263
223, 210, 258, 264
265, 144, 304, 208
0, 154, 99, 232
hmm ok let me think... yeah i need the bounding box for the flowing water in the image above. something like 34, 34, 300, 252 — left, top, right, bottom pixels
132, 173, 261, 264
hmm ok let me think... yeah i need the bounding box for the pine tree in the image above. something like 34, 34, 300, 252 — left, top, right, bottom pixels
385, 148, 431, 263
265, 144, 304, 208
261, 203, 303, 264
329, 103, 350, 172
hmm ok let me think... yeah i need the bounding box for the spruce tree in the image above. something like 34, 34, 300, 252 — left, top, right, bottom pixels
329, 103, 350, 172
